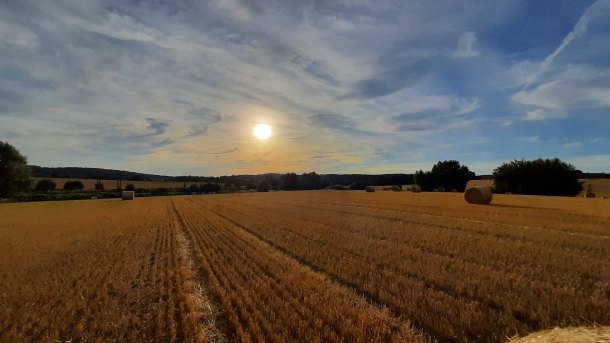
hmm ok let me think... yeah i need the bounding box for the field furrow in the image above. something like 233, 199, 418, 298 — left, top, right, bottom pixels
171, 196, 425, 343
188, 192, 610, 342
2, 192, 608, 342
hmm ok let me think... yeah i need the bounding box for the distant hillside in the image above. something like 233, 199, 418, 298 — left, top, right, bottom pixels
29, 166, 422, 188
29, 166, 170, 181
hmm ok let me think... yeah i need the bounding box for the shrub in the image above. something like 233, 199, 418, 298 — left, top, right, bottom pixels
200, 183, 221, 193
35, 179, 57, 192
124, 184, 135, 191
493, 158, 582, 196
63, 180, 84, 191
94, 181, 104, 190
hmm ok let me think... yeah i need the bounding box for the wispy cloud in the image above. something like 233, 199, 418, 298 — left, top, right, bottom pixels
1, 0, 609, 175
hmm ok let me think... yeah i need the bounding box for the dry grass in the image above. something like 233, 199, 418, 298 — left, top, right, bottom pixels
508, 326, 610, 342
1, 191, 609, 342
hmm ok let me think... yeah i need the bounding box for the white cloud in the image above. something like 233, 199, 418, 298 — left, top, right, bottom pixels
453, 31, 479, 58
522, 0, 610, 89
524, 108, 566, 121
563, 142, 582, 149
518, 136, 540, 143
567, 154, 610, 172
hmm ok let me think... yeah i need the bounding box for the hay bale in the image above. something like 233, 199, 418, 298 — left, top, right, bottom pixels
584, 192, 596, 198
508, 326, 610, 343
411, 185, 421, 193
464, 186, 492, 205
122, 191, 135, 200
365, 186, 375, 193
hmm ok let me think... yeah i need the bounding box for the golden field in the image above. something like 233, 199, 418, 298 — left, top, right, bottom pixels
1, 191, 609, 342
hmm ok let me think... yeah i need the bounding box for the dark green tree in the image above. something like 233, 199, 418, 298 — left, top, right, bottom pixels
282, 173, 301, 190
301, 171, 321, 190
493, 158, 582, 196
430, 160, 475, 192
0, 141, 31, 197
63, 180, 84, 191
257, 180, 270, 192
34, 179, 56, 192
415, 161, 475, 192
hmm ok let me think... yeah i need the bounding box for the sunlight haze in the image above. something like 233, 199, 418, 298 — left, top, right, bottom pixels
1, 1, 609, 175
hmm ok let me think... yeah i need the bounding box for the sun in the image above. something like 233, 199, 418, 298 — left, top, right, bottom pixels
253, 124, 272, 140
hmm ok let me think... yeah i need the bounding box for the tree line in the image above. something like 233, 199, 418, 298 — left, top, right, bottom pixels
1, 141, 584, 198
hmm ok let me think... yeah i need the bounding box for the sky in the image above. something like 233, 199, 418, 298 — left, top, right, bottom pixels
1, 0, 610, 176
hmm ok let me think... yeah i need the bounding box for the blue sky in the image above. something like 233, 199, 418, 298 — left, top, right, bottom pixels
1, 0, 609, 176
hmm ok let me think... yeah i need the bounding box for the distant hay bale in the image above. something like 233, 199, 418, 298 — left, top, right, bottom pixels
584, 192, 596, 198
122, 191, 135, 200
464, 186, 492, 205
508, 326, 610, 343
411, 185, 421, 193
365, 186, 375, 193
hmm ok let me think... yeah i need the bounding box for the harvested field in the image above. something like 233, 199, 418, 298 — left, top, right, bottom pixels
1, 191, 609, 342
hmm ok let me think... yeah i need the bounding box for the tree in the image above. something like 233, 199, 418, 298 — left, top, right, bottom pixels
493, 158, 582, 196
34, 179, 56, 192
282, 173, 301, 190
301, 172, 321, 190
257, 180, 270, 192
124, 184, 135, 191
63, 180, 84, 191
0, 141, 31, 197
94, 181, 104, 190
200, 183, 221, 193
414, 161, 475, 192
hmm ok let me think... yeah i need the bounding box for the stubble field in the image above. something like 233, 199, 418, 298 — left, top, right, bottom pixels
1, 191, 609, 342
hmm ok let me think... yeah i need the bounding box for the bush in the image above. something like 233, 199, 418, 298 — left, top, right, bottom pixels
94, 181, 104, 190
63, 180, 84, 191
348, 181, 367, 190
124, 184, 135, 191
135, 188, 147, 194
200, 183, 221, 193
493, 158, 582, 196
34, 179, 56, 192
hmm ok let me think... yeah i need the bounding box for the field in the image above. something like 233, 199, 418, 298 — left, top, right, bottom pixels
1, 191, 609, 342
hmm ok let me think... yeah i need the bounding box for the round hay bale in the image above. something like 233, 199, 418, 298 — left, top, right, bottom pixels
508, 326, 610, 343
365, 186, 375, 193
464, 186, 492, 204
411, 185, 421, 193
122, 191, 135, 200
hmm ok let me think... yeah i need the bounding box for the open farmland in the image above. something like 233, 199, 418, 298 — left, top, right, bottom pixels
1, 192, 609, 342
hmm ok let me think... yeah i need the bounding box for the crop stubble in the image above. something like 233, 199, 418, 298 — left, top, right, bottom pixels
1, 191, 609, 342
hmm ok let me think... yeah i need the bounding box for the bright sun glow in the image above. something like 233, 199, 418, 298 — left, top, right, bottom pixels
253, 124, 272, 140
